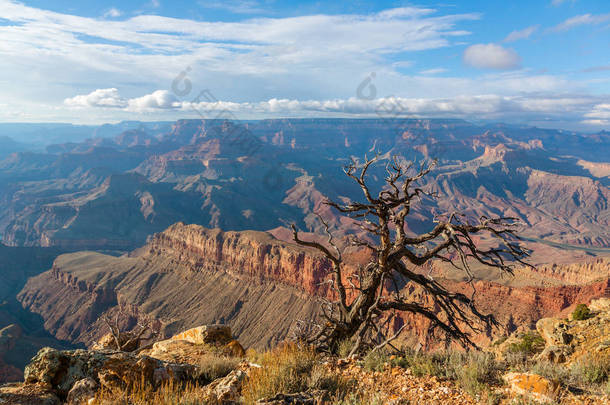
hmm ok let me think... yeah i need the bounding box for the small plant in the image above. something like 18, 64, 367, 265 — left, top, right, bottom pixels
570, 355, 610, 385
507, 332, 545, 356
362, 349, 390, 372
571, 304, 591, 321
242, 342, 348, 404
337, 338, 353, 358
492, 336, 508, 346
197, 353, 239, 383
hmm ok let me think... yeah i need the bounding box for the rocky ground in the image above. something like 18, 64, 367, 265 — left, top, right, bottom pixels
2, 299, 610, 405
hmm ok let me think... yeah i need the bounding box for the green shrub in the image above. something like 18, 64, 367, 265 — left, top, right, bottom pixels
337, 338, 353, 358
570, 355, 610, 385
389, 350, 501, 395
363, 349, 390, 372
571, 304, 591, 321
507, 332, 545, 356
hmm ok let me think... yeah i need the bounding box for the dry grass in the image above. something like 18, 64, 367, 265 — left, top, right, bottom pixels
197, 353, 240, 384
94, 380, 206, 405
242, 342, 351, 404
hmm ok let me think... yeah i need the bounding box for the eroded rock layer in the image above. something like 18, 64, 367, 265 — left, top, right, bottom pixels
17, 223, 610, 353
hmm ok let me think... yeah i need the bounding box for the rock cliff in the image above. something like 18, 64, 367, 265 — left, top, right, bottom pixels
17, 223, 610, 353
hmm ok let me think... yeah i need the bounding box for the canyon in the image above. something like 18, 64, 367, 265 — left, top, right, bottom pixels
1, 118, 609, 382
16, 223, 610, 355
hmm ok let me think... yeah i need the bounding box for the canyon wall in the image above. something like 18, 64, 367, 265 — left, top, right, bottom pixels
18, 223, 610, 351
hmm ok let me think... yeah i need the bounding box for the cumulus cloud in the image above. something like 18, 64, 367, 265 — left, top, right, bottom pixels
64, 88, 127, 108
126, 90, 180, 112
584, 103, 610, 125
504, 25, 539, 42
64, 87, 606, 126
463, 44, 521, 70
551, 13, 610, 32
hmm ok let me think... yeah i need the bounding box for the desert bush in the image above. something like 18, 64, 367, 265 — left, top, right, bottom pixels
337, 338, 353, 358
388, 349, 501, 395
242, 342, 348, 404
507, 332, 545, 356
571, 304, 591, 321
452, 352, 502, 395
197, 353, 240, 383
570, 355, 610, 385
530, 360, 571, 387
363, 349, 390, 372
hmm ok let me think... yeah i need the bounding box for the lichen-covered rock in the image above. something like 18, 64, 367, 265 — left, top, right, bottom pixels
66, 377, 98, 405
503, 372, 560, 403
23, 347, 199, 397
24, 348, 105, 396
142, 339, 209, 364
170, 325, 232, 345
203, 369, 247, 404
536, 318, 572, 346
0, 382, 61, 405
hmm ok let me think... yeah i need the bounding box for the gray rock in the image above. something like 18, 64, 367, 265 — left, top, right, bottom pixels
537, 345, 572, 363
66, 377, 98, 405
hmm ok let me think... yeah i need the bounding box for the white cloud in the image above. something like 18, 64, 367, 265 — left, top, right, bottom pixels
103, 8, 122, 18
419, 68, 448, 75
64, 88, 607, 126
64, 88, 127, 108
584, 103, 610, 121
126, 90, 180, 111
504, 25, 539, 42
463, 43, 521, 70
551, 13, 610, 32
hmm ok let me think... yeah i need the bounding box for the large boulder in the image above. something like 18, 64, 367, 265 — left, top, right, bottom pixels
203, 369, 247, 404
536, 318, 572, 346
23, 347, 198, 397
170, 324, 233, 345
503, 372, 560, 403
24, 348, 105, 396
66, 377, 98, 405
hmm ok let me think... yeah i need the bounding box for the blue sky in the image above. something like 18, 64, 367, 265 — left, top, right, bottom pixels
0, 0, 609, 130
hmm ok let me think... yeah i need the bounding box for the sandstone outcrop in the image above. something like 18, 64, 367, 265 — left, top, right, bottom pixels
170, 324, 232, 345
503, 372, 560, 403
23, 347, 198, 397
529, 298, 610, 366
66, 377, 98, 405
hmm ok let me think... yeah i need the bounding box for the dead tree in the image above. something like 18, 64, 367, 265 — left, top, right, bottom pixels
101, 311, 160, 352
291, 155, 532, 354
